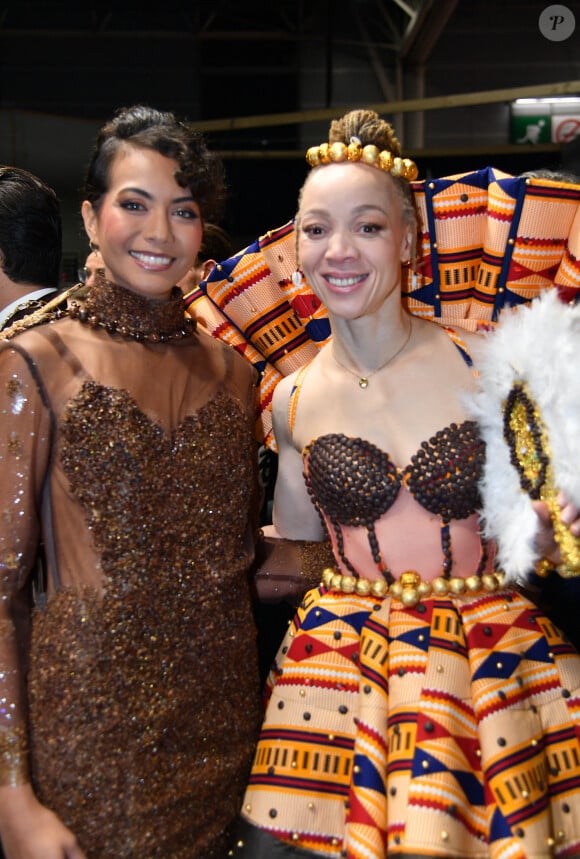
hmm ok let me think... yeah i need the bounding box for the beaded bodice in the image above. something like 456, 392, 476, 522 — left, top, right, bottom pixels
305, 421, 484, 524
303, 422, 486, 578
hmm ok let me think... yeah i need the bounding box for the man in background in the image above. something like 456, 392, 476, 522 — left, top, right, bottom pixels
0, 166, 62, 333
178, 222, 234, 294
78, 247, 104, 289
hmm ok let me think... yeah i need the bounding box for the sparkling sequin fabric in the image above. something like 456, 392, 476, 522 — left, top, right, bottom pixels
0, 280, 262, 858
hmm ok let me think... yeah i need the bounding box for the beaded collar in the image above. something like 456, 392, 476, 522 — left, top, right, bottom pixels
68, 274, 196, 343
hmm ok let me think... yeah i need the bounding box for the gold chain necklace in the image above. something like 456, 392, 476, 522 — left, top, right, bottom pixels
331, 322, 412, 388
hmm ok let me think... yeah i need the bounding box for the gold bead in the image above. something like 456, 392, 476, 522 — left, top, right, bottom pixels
322, 568, 336, 587
400, 587, 419, 607
432, 577, 449, 595
389, 581, 403, 598
341, 575, 357, 593
441, 830, 449, 842
482, 573, 499, 591
306, 146, 321, 167
403, 158, 419, 180
292, 832, 299, 842
378, 150, 394, 171
449, 577, 466, 594
319, 143, 331, 163
465, 575, 481, 592
370, 579, 388, 597
417, 580, 432, 597
347, 140, 363, 161
355, 578, 372, 596
391, 157, 403, 177
308, 802, 315, 810
329, 141, 348, 162
330, 573, 343, 590
362, 144, 380, 164
244, 803, 252, 812
400, 571, 420, 588
547, 836, 555, 847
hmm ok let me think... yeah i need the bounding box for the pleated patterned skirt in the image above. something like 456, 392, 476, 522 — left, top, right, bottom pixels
237, 584, 580, 859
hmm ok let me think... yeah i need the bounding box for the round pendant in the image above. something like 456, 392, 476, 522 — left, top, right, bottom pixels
359, 377, 369, 389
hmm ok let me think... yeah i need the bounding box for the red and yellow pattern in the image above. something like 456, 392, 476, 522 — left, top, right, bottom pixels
242, 586, 580, 858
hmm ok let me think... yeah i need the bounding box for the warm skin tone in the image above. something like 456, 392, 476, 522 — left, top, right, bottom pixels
177, 257, 217, 293
82, 249, 103, 289
267, 160, 579, 571
0, 144, 205, 859
82, 144, 203, 300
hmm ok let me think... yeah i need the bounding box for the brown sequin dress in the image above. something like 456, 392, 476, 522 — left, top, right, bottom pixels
0, 279, 262, 858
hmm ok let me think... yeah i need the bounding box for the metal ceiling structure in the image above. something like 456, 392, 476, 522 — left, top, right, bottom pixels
0, 0, 453, 119
2, 0, 579, 248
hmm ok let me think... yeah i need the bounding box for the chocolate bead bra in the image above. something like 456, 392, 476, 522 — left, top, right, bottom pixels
304, 422, 487, 582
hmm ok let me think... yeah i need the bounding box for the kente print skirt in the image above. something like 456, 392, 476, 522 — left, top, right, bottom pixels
234, 584, 580, 859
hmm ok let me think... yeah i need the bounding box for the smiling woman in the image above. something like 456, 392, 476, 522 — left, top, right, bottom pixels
0, 105, 262, 859
81, 146, 203, 299
234, 109, 580, 859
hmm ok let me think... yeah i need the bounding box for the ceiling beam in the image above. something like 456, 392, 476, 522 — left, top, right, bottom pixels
188, 80, 580, 132
400, 0, 459, 62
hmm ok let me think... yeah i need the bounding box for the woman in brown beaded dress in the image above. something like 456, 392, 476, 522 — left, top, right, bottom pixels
0, 105, 262, 858
235, 110, 580, 858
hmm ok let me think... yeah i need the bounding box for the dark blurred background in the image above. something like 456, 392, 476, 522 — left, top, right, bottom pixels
1, 0, 579, 281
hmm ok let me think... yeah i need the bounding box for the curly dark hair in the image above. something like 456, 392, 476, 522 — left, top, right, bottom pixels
82, 105, 226, 222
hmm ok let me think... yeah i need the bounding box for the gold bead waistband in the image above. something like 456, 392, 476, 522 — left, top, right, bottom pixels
321, 567, 505, 607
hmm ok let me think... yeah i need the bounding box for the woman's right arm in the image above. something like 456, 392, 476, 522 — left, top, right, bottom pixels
0, 346, 87, 859
270, 374, 324, 541
253, 375, 331, 604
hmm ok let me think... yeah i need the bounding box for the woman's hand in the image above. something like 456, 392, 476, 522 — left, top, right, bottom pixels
0, 783, 87, 859
532, 492, 580, 566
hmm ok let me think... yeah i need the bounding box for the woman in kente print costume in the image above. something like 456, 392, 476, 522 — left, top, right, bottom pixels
234, 109, 580, 858
0, 106, 262, 858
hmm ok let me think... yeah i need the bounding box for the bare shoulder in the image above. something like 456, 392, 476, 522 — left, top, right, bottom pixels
271, 369, 302, 450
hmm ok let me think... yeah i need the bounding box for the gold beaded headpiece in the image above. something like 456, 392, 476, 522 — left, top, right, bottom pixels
305, 135, 419, 181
